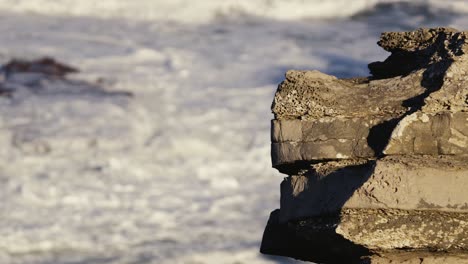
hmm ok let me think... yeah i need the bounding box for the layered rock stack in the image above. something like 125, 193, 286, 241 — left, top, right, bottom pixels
260, 28, 468, 263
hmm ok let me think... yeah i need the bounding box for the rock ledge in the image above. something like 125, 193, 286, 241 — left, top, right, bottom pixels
261, 28, 468, 264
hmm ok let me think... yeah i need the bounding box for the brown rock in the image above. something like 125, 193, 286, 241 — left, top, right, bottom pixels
384, 112, 468, 155
279, 156, 468, 222
262, 27, 468, 264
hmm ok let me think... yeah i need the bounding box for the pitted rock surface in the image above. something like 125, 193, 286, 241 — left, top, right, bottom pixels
271, 27, 468, 167
262, 28, 468, 264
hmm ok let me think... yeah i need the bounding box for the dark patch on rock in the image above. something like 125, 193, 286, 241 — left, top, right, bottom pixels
260, 209, 370, 264
3, 57, 78, 77
0, 57, 133, 98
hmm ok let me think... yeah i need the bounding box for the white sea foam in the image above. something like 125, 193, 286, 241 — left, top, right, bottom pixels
0, 1, 467, 264
0, 0, 466, 23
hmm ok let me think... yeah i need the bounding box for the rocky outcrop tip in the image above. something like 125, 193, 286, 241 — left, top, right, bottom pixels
261, 28, 468, 264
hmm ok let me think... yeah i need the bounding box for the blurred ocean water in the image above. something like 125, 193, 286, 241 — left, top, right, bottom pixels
0, 1, 467, 263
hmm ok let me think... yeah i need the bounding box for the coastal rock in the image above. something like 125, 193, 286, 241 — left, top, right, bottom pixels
271, 28, 468, 168
261, 28, 468, 263
279, 156, 468, 222
384, 112, 468, 155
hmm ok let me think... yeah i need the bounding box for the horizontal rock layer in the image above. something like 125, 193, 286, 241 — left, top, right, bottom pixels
262, 208, 468, 263
262, 28, 468, 263
271, 69, 422, 120
272, 111, 468, 167
271, 118, 376, 164
385, 111, 468, 155
261, 209, 468, 263
279, 156, 468, 222
365, 252, 468, 264
335, 209, 468, 251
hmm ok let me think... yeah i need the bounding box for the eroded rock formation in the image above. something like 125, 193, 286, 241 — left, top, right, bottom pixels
261, 28, 468, 263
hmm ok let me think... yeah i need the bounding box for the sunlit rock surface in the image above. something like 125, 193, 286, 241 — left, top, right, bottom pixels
261, 28, 468, 263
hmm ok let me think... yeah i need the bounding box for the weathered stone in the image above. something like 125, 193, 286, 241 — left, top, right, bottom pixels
271, 110, 464, 165
271, 119, 302, 142
273, 28, 468, 121
272, 141, 374, 168
279, 156, 468, 222
384, 112, 468, 155
261, 208, 468, 263
261, 209, 371, 264
335, 209, 468, 251
271, 69, 421, 121
271, 118, 376, 166
371, 28, 468, 114
262, 27, 468, 264
271, 28, 468, 165
363, 252, 468, 264
368, 27, 460, 79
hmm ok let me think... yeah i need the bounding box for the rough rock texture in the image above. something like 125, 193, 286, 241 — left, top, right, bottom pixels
261, 28, 468, 264
291, 209, 468, 253
271, 27, 468, 168
384, 112, 468, 155
364, 252, 468, 264
279, 156, 468, 222
271, 118, 375, 165
271, 70, 421, 121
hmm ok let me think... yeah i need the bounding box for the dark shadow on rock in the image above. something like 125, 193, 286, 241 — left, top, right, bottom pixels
261, 209, 370, 264
2, 57, 78, 77
366, 30, 459, 156
0, 57, 133, 98
273, 160, 321, 176
284, 161, 375, 218
368, 29, 456, 79
367, 119, 401, 157
262, 161, 375, 263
